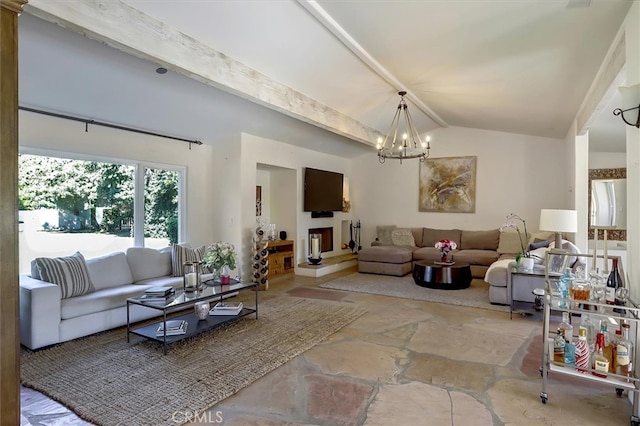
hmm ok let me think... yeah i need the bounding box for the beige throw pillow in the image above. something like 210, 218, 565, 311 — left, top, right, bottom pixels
391, 229, 416, 246
497, 230, 527, 254
376, 225, 397, 245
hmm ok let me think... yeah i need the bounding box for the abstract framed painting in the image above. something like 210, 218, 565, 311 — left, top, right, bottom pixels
419, 156, 477, 213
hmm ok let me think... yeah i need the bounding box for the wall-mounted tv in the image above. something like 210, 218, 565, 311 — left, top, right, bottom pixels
303, 167, 344, 213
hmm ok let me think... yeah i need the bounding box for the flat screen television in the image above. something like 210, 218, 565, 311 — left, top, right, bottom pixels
303, 167, 344, 213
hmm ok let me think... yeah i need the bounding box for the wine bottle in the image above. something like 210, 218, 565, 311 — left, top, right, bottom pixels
605, 258, 622, 305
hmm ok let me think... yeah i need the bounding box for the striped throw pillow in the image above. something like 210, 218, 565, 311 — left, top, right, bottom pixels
171, 244, 210, 276
34, 252, 95, 299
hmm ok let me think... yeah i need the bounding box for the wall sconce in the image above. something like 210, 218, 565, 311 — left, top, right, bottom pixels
614, 84, 640, 128
613, 104, 640, 128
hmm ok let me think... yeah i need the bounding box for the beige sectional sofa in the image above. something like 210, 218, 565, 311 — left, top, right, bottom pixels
359, 227, 511, 279
358, 225, 573, 306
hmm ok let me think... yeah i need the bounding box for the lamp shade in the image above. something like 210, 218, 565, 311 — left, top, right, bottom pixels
539, 209, 577, 233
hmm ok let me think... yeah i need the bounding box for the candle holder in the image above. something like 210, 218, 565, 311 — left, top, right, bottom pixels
183, 261, 201, 292
308, 233, 322, 265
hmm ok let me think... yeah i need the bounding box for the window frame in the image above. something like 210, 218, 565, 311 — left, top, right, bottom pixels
19, 147, 187, 247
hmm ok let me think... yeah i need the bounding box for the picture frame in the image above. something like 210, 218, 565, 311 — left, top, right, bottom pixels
419, 156, 477, 213
256, 186, 262, 217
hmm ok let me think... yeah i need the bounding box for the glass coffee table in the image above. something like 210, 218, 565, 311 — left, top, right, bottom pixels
126, 280, 258, 354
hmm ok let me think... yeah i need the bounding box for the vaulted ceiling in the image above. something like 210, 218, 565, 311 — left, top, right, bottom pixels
19, 0, 631, 157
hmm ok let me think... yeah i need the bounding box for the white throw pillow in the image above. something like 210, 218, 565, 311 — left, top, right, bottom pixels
549, 239, 579, 266
529, 247, 549, 264
126, 246, 172, 282
86, 252, 134, 291
34, 252, 95, 299
391, 229, 416, 246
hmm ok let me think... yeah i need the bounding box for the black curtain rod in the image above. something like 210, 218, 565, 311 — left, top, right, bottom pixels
19, 106, 203, 147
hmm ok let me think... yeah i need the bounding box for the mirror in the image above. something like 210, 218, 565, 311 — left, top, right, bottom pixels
588, 168, 626, 241
591, 179, 626, 228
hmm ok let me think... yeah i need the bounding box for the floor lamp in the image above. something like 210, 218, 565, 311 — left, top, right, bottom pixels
539, 209, 578, 249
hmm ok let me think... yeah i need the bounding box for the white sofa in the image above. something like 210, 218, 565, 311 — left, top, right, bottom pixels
20, 246, 215, 350
484, 240, 583, 305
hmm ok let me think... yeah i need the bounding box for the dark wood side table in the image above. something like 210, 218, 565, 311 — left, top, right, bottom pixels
413, 261, 472, 290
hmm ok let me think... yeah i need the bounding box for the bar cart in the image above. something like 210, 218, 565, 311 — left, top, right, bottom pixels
540, 250, 640, 425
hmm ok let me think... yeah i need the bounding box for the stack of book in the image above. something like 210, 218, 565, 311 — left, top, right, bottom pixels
209, 302, 243, 316
139, 286, 175, 302
156, 319, 188, 336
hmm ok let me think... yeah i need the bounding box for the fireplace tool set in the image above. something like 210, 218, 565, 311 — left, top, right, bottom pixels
349, 220, 362, 254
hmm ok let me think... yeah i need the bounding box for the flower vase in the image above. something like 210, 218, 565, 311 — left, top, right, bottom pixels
440, 252, 448, 263
521, 257, 535, 270
220, 265, 230, 284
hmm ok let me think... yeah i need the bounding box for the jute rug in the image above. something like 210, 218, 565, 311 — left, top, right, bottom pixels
21, 296, 365, 426
320, 273, 509, 313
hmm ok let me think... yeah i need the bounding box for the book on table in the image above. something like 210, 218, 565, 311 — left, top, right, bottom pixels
156, 319, 187, 336
209, 302, 243, 316
144, 286, 174, 296
139, 293, 175, 303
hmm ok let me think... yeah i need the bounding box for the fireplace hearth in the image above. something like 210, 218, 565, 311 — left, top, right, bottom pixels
308, 227, 333, 253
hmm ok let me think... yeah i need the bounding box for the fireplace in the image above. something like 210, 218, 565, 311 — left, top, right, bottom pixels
308, 227, 333, 253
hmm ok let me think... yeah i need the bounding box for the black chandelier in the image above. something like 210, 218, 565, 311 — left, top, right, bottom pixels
376, 91, 431, 164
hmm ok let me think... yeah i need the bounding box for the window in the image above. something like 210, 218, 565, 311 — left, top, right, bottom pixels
18, 153, 183, 273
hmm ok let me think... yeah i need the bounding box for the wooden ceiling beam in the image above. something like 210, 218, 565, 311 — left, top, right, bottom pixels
25, 0, 379, 147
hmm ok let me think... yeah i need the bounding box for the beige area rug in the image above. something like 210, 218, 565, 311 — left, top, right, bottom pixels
21, 296, 366, 426
320, 273, 510, 313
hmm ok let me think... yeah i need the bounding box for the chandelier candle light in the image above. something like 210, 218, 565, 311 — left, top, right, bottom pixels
376, 91, 431, 164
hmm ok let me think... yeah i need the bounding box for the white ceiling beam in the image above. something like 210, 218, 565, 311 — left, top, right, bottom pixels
298, 0, 448, 129
24, 0, 380, 146
576, 28, 626, 135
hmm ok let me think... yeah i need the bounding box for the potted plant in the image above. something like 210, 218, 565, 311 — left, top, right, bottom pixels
203, 241, 237, 284
500, 213, 536, 270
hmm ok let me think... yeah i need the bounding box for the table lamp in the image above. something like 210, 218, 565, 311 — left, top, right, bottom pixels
539, 209, 578, 249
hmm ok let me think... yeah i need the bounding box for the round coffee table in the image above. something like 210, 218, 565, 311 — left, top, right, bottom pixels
413, 261, 472, 290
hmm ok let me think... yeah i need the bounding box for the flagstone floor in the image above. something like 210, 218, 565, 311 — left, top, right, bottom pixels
21, 268, 633, 425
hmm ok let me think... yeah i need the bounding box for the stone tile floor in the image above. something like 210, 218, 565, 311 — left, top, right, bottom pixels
21, 268, 633, 425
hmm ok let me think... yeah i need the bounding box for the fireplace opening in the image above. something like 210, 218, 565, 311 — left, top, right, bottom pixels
308, 227, 333, 253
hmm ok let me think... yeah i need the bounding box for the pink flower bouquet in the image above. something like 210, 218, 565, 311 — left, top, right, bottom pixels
435, 239, 457, 262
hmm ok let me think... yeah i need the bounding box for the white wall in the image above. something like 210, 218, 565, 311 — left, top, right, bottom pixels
351, 126, 570, 246
622, 2, 640, 303
237, 133, 352, 279
19, 110, 216, 247
589, 152, 626, 168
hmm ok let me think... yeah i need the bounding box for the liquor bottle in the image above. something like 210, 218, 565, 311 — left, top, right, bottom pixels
579, 314, 595, 349
593, 324, 609, 377
606, 327, 620, 374
560, 312, 573, 343
606, 258, 622, 305
553, 329, 565, 363
616, 322, 634, 380
574, 328, 590, 372
593, 346, 609, 378
558, 268, 572, 309
564, 338, 576, 366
